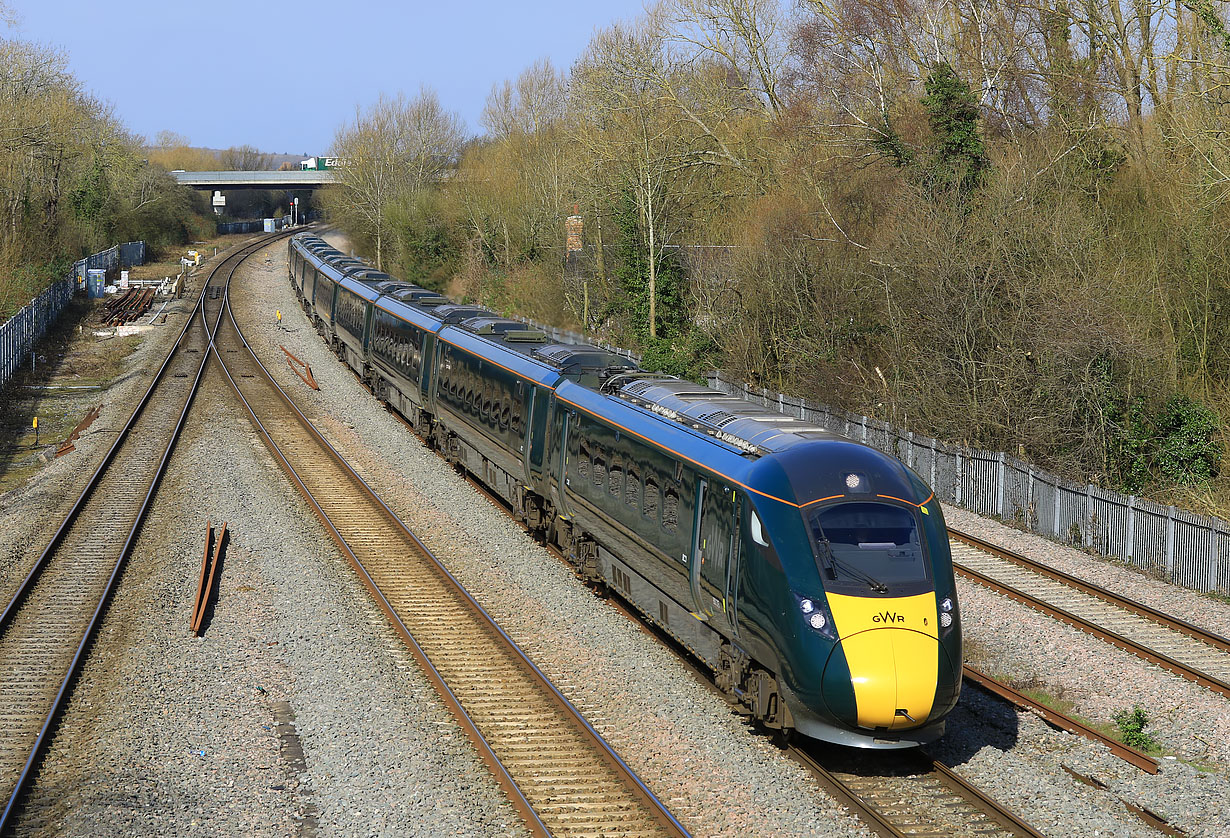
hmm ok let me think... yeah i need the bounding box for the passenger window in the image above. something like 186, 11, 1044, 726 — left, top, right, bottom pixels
644, 477, 660, 521
593, 453, 606, 488
626, 469, 641, 510
609, 461, 623, 498
578, 445, 590, 480
663, 487, 679, 533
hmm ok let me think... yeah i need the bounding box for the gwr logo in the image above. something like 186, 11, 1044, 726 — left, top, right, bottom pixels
872, 611, 904, 624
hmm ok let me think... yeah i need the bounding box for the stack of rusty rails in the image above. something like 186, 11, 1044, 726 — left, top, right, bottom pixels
280, 345, 319, 390
100, 288, 138, 323
54, 404, 103, 457
104, 288, 155, 326
191, 520, 227, 635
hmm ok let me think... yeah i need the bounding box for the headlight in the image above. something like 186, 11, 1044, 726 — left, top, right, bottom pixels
940, 612, 953, 628
794, 593, 836, 638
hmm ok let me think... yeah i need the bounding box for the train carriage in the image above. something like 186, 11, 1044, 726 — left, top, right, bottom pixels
431, 322, 558, 503
333, 275, 382, 373
369, 296, 441, 426
308, 259, 346, 338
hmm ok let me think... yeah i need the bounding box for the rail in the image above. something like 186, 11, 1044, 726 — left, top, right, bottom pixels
950, 529, 1230, 699
222, 255, 688, 837
0, 232, 284, 831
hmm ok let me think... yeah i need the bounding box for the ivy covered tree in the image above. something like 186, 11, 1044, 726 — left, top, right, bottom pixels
919, 62, 988, 197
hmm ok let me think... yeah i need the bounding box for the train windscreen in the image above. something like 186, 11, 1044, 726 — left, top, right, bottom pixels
804, 502, 930, 596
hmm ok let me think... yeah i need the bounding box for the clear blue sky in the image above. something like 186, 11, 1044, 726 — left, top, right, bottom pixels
7, 0, 648, 155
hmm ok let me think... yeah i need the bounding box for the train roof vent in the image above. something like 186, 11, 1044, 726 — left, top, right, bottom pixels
503, 328, 548, 343
413, 294, 448, 307
390, 287, 432, 302
373, 281, 412, 294
462, 317, 532, 335
623, 376, 673, 396
698, 409, 738, 428
533, 344, 579, 366
436, 304, 492, 324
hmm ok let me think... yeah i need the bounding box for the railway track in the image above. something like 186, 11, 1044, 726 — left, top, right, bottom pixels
220, 255, 687, 837
795, 744, 1043, 838
0, 234, 286, 831
949, 529, 1230, 698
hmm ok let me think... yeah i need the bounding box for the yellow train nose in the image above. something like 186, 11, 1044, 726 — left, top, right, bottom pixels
837, 628, 939, 730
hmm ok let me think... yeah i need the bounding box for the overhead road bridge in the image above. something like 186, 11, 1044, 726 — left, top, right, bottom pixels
172, 170, 335, 190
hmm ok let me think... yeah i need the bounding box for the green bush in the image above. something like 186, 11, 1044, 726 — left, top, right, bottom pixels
1111, 706, 1158, 751
1153, 396, 1221, 483
1110, 395, 1221, 492
638, 333, 717, 384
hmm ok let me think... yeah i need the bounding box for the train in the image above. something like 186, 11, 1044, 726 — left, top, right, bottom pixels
286, 232, 963, 749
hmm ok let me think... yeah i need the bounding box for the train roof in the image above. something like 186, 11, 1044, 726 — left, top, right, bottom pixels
391, 288, 448, 307
290, 235, 846, 459
346, 268, 392, 281
373, 294, 447, 331
532, 344, 638, 387
458, 317, 549, 343
605, 375, 839, 455
337, 274, 384, 302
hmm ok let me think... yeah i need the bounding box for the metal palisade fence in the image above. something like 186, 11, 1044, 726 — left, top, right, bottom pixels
707, 373, 1230, 596
1, 241, 146, 390
0, 278, 75, 389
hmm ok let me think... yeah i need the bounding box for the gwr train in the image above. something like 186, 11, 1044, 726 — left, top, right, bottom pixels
286, 232, 962, 748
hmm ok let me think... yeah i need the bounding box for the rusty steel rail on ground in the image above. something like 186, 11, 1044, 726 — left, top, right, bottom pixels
280, 345, 319, 390
949, 530, 1230, 700
962, 666, 1159, 773
191, 520, 227, 635
55, 404, 102, 458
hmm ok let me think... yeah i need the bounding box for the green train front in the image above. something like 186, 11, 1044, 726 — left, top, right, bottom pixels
738, 439, 962, 747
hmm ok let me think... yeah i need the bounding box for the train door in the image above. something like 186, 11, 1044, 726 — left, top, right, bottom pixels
527, 386, 549, 482
553, 411, 573, 519
690, 479, 736, 632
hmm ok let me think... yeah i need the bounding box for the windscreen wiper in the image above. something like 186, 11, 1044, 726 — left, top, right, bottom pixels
816, 534, 889, 594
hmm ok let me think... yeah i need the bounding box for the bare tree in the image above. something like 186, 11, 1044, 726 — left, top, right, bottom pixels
481, 57, 568, 139
571, 18, 714, 338
663, 0, 787, 115
218, 144, 273, 171
330, 88, 464, 270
